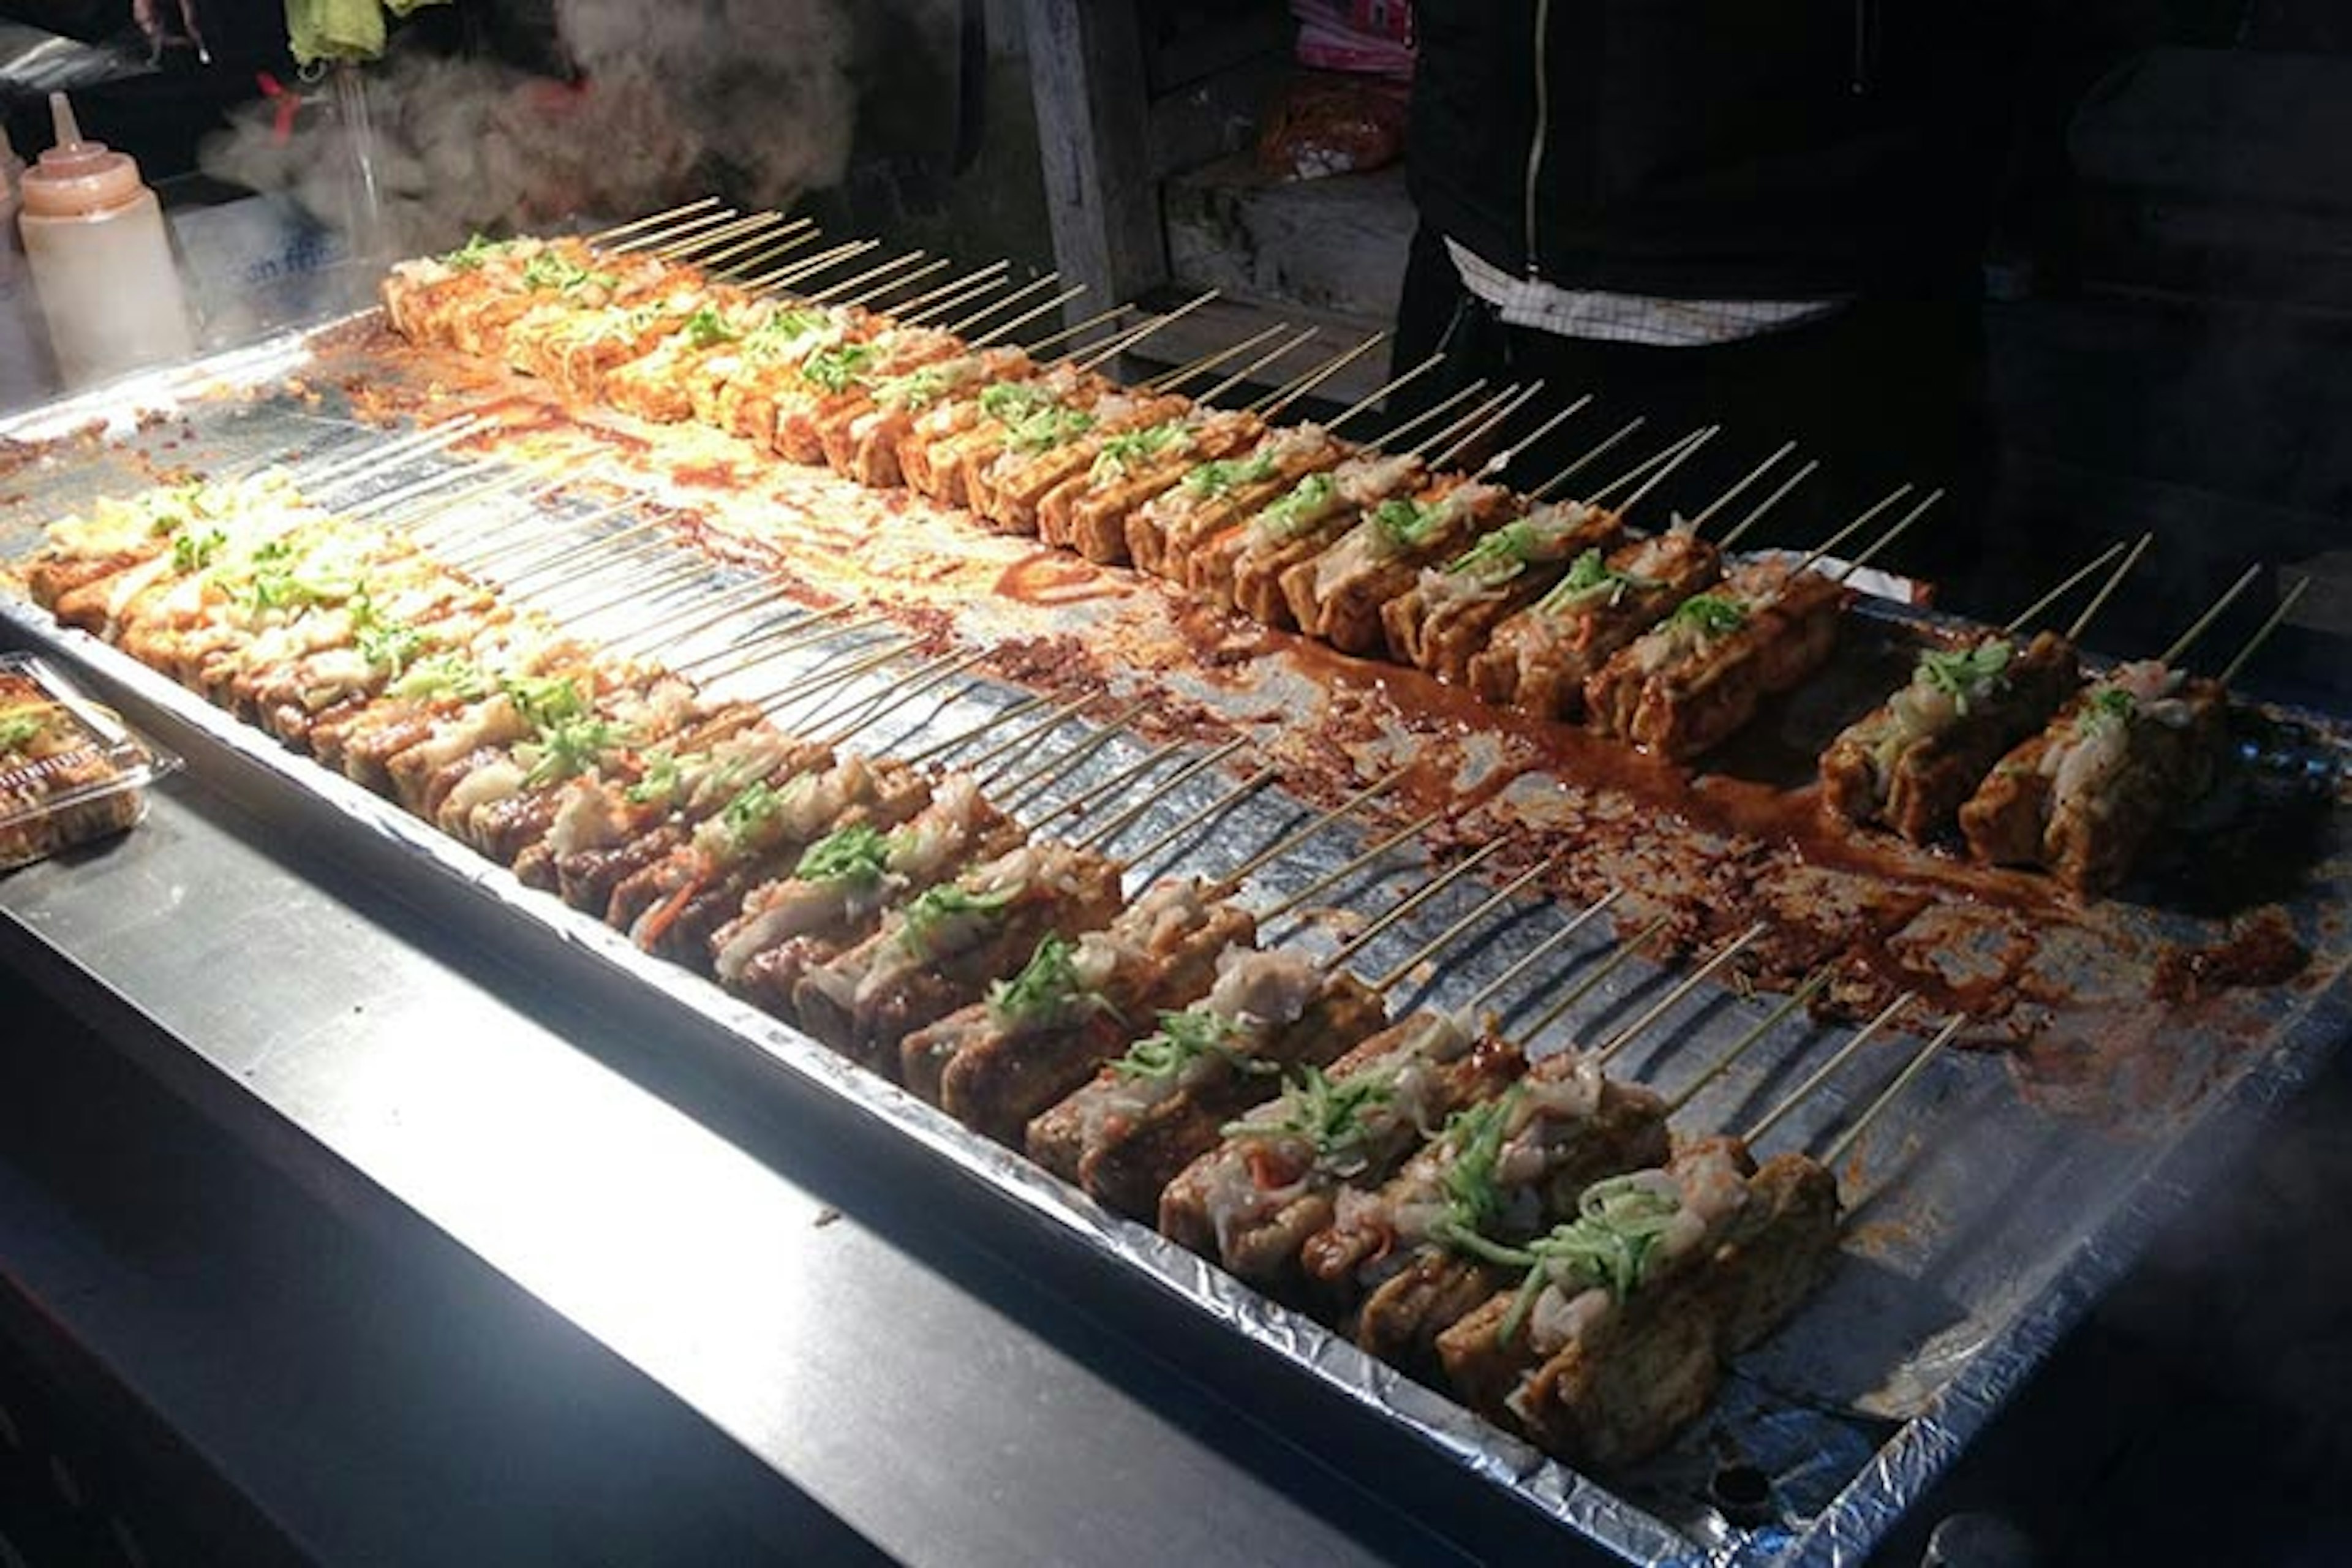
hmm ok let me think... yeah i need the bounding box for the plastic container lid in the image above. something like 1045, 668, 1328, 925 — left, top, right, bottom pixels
18, 92, 146, 219
0, 654, 179, 870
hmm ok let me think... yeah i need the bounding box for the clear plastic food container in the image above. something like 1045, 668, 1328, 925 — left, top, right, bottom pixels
0, 653, 178, 870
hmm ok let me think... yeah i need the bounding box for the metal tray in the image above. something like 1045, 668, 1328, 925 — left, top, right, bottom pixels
4, 319, 2348, 1566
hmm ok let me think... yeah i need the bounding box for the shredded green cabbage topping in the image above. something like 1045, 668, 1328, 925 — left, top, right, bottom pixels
1181, 452, 1278, 499
1112, 1009, 1272, 1081
440, 233, 505, 271
796, 821, 892, 885
1497, 1174, 1684, 1343
1669, 593, 1748, 636
522, 253, 617, 293
900, 881, 1020, 954
683, 308, 738, 348
799, 344, 875, 394
1446, 519, 1541, 578
2079, 683, 2139, 736
1539, 548, 1657, 614
986, 933, 1115, 1030
1090, 422, 1190, 483
1915, 639, 2013, 715
1254, 473, 1338, 542
1221, 1066, 1396, 1177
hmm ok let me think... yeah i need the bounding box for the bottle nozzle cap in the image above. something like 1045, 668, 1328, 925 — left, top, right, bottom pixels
21, 92, 143, 216
50, 92, 84, 151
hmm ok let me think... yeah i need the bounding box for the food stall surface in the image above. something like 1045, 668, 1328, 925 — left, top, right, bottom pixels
0, 272, 2345, 1565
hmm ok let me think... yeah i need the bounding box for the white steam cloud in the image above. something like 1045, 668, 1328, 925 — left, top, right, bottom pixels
200, 0, 858, 258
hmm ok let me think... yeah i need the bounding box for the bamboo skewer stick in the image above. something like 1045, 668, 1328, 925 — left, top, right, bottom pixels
494, 533, 684, 601
1445, 888, 1625, 1022
1319, 841, 1511, 976
891, 262, 1014, 325
1820, 1012, 1967, 1167
611, 206, 738, 256
1361, 379, 1490, 453
589, 197, 721, 245
671, 607, 878, 681
1447, 889, 1623, 1012
1001, 734, 1206, 826
1831, 489, 1942, 583
2000, 537, 2132, 638
2217, 573, 2312, 687
412, 495, 596, 562
1368, 848, 1571, 994
1143, 324, 1289, 393
1072, 737, 1253, 854
1411, 385, 1523, 464
742, 239, 875, 294
1251, 331, 1387, 418
1588, 426, 1719, 513
537, 557, 710, 622
1546, 422, 1694, 508
393, 468, 573, 543
1201, 327, 1319, 408
1590, 922, 1768, 1068
1005, 300, 1131, 357
699, 218, 818, 276
1120, 764, 1280, 866
1787, 484, 1915, 579
303, 417, 488, 494
1069, 742, 1254, 847
747, 640, 917, 716
1530, 417, 1645, 501
603, 581, 802, 658
2056, 532, 2156, 643
1507, 913, 1675, 1049
1065, 291, 1223, 374
989, 701, 1149, 800
997, 708, 1151, 815
1741, 990, 1917, 1146
963, 284, 1095, 346
1327, 352, 1447, 432
331, 456, 507, 521
2159, 562, 2265, 668
803, 251, 932, 306
853, 257, 957, 310
638, 208, 755, 258
1714, 459, 1821, 552
1256, 810, 1446, 925
475, 505, 663, 584
1431, 382, 1548, 470
1472, 393, 1593, 482
897, 693, 1052, 769
1664, 968, 1834, 1115
1208, 766, 1408, 895
811, 652, 990, 749
961, 695, 1098, 781
571, 578, 765, 656
1030, 737, 1188, 830
658, 211, 780, 263
1678, 442, 1797, 535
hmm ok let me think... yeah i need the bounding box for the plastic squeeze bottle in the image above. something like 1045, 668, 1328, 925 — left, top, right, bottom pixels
17, 92, 195, 386
3, 123, 61, 398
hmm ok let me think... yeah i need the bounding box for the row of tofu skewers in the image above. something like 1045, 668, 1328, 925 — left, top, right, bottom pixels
377, 216, 2305, 895
18, 458, 1958, 1472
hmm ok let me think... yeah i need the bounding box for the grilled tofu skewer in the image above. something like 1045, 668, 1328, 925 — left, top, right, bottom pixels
1819, 537, 2146, 843
1436, 1009, 1955, 1469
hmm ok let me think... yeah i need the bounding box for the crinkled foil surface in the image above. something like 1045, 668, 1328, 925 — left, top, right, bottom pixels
4, 321, 2348, 1567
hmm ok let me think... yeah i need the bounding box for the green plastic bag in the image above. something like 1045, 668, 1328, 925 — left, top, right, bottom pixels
286, 0, 454, 66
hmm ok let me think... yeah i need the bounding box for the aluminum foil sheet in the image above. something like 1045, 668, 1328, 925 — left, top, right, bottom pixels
4, 322, 2349, 1567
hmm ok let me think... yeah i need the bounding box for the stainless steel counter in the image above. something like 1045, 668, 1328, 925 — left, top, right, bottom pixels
0, 647, 1509, 1566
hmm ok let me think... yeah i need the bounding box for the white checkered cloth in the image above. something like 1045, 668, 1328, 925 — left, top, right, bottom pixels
1446, 239, 1844, 349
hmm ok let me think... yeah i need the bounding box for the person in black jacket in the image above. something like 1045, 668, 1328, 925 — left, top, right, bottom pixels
1396, 1, 2029, 581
